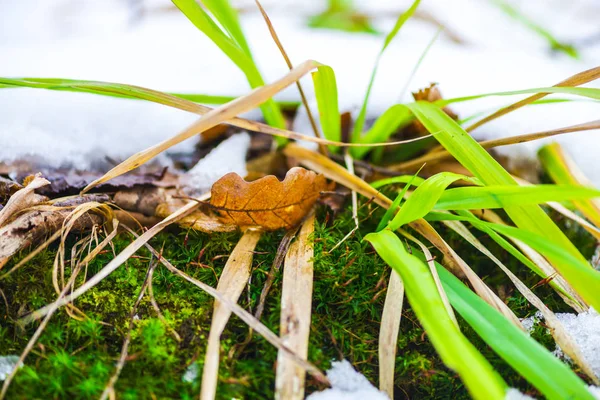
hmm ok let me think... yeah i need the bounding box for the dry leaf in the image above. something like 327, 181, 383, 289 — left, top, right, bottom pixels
172, 167, 329, 232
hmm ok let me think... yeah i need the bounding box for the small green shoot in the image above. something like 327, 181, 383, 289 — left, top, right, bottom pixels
352, 0, 421, 143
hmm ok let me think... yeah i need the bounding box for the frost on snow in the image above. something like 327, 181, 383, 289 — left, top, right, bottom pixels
181, 132, 250, 196
505, 388, 535, 400
552, 308, 600, 379
306, 359, 388, 400
0, 356, 21, 381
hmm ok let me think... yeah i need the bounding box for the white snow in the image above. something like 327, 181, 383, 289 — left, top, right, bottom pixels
306, 359, 388, 400
182, 362, 199, 383
0, 355, 21, 381
589, 385, 600, 400
552, 308, 600, 380
181, 132, 250, 196
1, 0, 600, 184
505, 388, 536, 400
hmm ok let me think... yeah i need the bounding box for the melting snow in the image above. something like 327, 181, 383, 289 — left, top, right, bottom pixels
306, 359, 388, 400
181, 132, 250, 196
0, 356, 21, 381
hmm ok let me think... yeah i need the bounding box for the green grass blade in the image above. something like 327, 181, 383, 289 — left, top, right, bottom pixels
434, 185, 600, 211
370, 175, 425, 189
0, 77, 300, 108
377, 166, 424, 231
365, 230, 506, 400
312, 66, 341, 151
438, 86, 600, 106
351, 0, 421, 142
424, 210, 600, 309
350, 104, 413, 159
539, 143, 600, 227
491, 0, 578, 59
388, 172, 480, 230
172, 0, 286, 135
406, 101, 589, 259
433, 261, 594, 400
202, 0, 253, 57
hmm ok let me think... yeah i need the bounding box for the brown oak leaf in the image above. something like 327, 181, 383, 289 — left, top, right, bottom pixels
206, 167, 329, 231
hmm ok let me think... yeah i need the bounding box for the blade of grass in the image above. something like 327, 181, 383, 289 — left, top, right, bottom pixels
491, 0, 578, 58
465, 66, 600, 132
442, 217, 598, 384
439, 86, 600, 106
351, 104, 413, 159
426, 210, 600, 310
434, 184, 600, 211
80, 61, 317, 192
433, 260, 595, 400
253, 0, 326, 155
377, 166, 424, 231
352, 0, 421, 142
539, 143, 600, 227
201, 229, 262, 400
378, 268, 404, 398
275, 214, 315, 400
284, 144, 523, 323
312, 66, 341, 151
172, 0, 286, 133
365, 230, 507, 400
387, 172, 480, 230
202, 0, 253, 57
0, 76, 426, 151
407, 101, 599, 309
370, 175, 425, 189
391, 119, 600, 171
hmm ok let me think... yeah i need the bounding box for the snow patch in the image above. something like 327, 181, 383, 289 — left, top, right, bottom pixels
552, 308, 600, 379
588, 385, 600, 400
306, 360, 388, 400
181, 132, 250, 196
0, 355, 21, 381
520, 311, 542, 334
505, 388, 536, 400
182, 362, 199, 383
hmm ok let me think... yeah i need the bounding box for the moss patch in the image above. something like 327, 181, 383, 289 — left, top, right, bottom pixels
1, 198, 597, 399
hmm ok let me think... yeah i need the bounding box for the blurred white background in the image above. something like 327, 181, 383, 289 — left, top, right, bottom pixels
1, 0, 600, 182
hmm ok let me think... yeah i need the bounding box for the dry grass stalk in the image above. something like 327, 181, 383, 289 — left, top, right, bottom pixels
285, 144, 523, 326
378, 269, 404, 399
0, 220, 119, 400
201, 229, 262, 400
275, 213, 315, 400
138, 238, 329, 384
253, 0, 327, 155
392, 119, 600, 171
0, 174, 49, 227
444, 218, 599, 384
466, 66, 600, 132
411, 219, 524, 329
472, 209, 587, 312
20, 195, 208, 324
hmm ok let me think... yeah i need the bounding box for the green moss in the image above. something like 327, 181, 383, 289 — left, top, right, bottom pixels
0, 197, 597, 399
